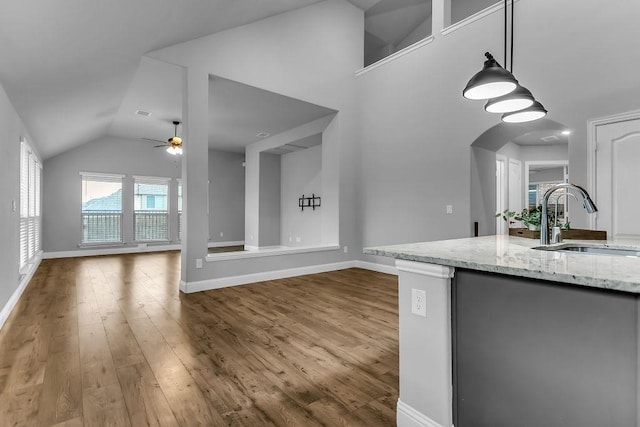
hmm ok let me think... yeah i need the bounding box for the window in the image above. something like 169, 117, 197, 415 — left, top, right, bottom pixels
177, 179, 183, 240
134, 176, 169, 241
363, 0, 433, 67
449, 0, 499, 26
20, 140, 42, 270
81, 173, 124, 244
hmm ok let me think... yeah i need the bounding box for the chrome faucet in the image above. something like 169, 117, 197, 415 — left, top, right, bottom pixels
550, 192, 579, 244
541, 183, 598, 245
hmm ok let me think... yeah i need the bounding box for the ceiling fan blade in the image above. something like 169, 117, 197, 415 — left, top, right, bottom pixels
154, 144, 168, 148
142, 137, 166, 144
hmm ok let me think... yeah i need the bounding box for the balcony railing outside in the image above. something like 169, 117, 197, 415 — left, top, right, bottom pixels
135, 210, 169, 241
82, 211, 122, 243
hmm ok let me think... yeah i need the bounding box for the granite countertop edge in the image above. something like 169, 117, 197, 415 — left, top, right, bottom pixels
364, 236, 640, 294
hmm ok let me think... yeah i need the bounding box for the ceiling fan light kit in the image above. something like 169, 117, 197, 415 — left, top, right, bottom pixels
142, 120, 184, 155
462, 0, 547, 123
166, 145, 183, 155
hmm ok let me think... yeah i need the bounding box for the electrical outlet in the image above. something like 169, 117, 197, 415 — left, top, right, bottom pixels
343, 246, 348, 253
220, 232, 224, 237
411, 289, 427, 317
296, 236, 301, 243
446, 205, 453, 214
196, 258, 203, 269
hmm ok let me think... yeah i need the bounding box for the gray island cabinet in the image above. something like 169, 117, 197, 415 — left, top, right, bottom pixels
365, 235, 640, 427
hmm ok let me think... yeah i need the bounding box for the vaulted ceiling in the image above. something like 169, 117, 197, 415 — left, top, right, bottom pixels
0, 0, 455, 160
0, 0, 331, 159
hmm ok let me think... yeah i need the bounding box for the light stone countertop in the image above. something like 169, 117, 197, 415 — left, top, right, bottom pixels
364, 235, 640, 294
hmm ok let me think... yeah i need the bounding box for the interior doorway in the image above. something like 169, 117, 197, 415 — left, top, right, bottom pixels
496, 156, 507, 235
589, 110, 640, 237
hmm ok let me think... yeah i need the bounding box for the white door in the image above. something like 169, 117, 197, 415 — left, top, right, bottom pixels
595, 118, 640, 237
496, 158, 507, 235
508, 159, 522, 228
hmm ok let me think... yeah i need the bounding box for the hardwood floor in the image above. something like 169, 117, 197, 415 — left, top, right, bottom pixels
0, 252, 399, 426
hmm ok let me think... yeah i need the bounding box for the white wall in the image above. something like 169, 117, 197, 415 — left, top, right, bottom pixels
358, 0, 640, 267
0, 82, 39, 321
208, 149, 245, 243
43, 136, 181, 253
470, 146, 497, 236
258, 152, 281, 247
281, 143, 323, 247
530, 167, 564, 184
149, 0, 362, 283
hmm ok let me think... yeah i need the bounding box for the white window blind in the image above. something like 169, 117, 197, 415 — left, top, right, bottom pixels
20, 140, 42, 270
81, 173, 123, 244
134, 176, 170, 241
177, 179, 183, 241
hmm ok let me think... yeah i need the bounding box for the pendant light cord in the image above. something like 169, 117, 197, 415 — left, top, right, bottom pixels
510, 0, 514, 73
504, 0, 507, 69
503, 0, 515, 72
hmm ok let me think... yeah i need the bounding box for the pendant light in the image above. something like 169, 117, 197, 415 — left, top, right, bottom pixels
463, 0, 547, 123
485, 84, 534, 113
462, 52, 518, 100
502, 101, 547, 123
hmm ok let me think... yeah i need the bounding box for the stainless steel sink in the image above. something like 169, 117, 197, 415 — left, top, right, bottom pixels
534, 244, 640, 257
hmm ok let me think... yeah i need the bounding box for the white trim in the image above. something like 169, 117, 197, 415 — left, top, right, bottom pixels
355, 36, 435, 76
441, 0, 517, 36
78, 242, 125, 248
524, 160, 569, 209
43, 244, 180, 259
208, 240, 244, 248
206, 245, 339, 262
132, 175, 171, 183
354, 260, 398, 276
180, 261, 356, 293
587, 109, 640, 229
0, 254, 42, 330
396, 260, 454, 279
80, 171, 125, 179
397, 399, 447, 427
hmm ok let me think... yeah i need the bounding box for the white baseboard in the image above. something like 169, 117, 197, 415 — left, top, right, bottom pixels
354, 260, 398, 276
207, 240, 244, 248
180, 261, 357, 293
43, 244, 181, 259
397, 399, 446, 427
181, 259, 398, 293
0, 254, 42, 330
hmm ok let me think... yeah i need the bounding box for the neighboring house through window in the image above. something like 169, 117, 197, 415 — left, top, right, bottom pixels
81, 172, 124, 244
134, 176, 170, 241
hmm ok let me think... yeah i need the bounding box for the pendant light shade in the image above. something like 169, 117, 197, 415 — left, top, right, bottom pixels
462, 52, 518, 100
484, 84, 535, 113
501, 101, 547, 123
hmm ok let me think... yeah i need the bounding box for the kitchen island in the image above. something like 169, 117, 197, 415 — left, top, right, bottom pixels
365, 235, 640, 427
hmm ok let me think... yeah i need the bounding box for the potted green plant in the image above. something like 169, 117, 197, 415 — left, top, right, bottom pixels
496, 207, 544, 231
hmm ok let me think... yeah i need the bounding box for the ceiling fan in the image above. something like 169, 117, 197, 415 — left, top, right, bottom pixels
142, 120, 183, 155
